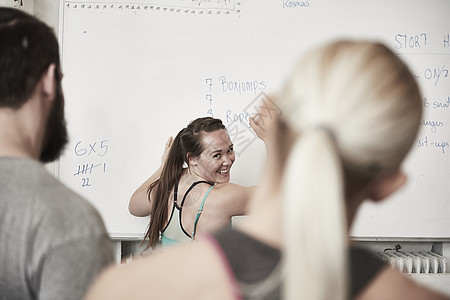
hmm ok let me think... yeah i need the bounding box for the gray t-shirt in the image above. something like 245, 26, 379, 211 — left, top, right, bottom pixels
0, 157, 114, 300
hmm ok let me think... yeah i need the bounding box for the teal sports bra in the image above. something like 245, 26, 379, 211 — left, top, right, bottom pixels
161, 181, 214, 247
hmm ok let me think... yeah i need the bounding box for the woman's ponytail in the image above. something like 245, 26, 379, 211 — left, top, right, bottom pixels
282, 129, 348, 300
144, 129, 186, 248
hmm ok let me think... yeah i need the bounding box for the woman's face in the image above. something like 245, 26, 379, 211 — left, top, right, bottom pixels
190, 129, 235, 183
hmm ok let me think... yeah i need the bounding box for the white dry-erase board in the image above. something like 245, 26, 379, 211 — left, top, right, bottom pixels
58, 0, 450, 239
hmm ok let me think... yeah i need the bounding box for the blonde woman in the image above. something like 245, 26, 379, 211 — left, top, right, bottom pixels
84, 41, 448, 300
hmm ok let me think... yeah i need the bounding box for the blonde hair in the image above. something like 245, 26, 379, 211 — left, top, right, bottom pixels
279, 41, 422, 300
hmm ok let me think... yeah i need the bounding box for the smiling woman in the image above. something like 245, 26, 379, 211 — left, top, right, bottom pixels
190, 129, 235, 183
129, 117, 267, 249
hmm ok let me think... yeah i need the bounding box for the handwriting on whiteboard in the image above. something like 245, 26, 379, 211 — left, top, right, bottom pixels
73, 140, 109, 188
394, 32, 450, 157
64, 0, 241, 16
282, 1, 310, 8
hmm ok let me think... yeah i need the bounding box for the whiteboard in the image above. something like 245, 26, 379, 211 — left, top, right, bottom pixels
58, 0, 450, 239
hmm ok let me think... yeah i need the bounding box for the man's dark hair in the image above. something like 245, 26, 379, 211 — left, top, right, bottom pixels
0, 7, 60, 108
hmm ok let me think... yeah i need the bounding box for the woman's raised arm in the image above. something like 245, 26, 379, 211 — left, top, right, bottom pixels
128, 137, 173, 217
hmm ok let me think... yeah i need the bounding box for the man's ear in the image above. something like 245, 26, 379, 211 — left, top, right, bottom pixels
369, 170, 407, 202
40, 64, 57, 101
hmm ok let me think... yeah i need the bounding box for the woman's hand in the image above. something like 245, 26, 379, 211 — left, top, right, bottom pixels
249, 114, 268, 141
249, 96, 280, 142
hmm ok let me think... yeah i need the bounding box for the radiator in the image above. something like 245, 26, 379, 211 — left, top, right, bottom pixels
377, 251, 447, 274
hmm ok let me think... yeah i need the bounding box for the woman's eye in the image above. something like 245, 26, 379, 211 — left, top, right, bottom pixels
228, 148, 234, 153
213, 154, 221, 158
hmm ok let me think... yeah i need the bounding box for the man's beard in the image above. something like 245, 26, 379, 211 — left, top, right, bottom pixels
39, 84, 69, 163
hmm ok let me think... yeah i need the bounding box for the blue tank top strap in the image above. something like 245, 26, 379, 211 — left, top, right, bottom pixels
192, 184, 215, 239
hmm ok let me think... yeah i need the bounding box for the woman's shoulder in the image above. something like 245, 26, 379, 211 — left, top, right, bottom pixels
212, 182, 255, 197
84, 240, 236, 300
213, 182, 254, 191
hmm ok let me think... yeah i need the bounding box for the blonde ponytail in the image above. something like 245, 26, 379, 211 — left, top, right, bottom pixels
282, 129, 348, 300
